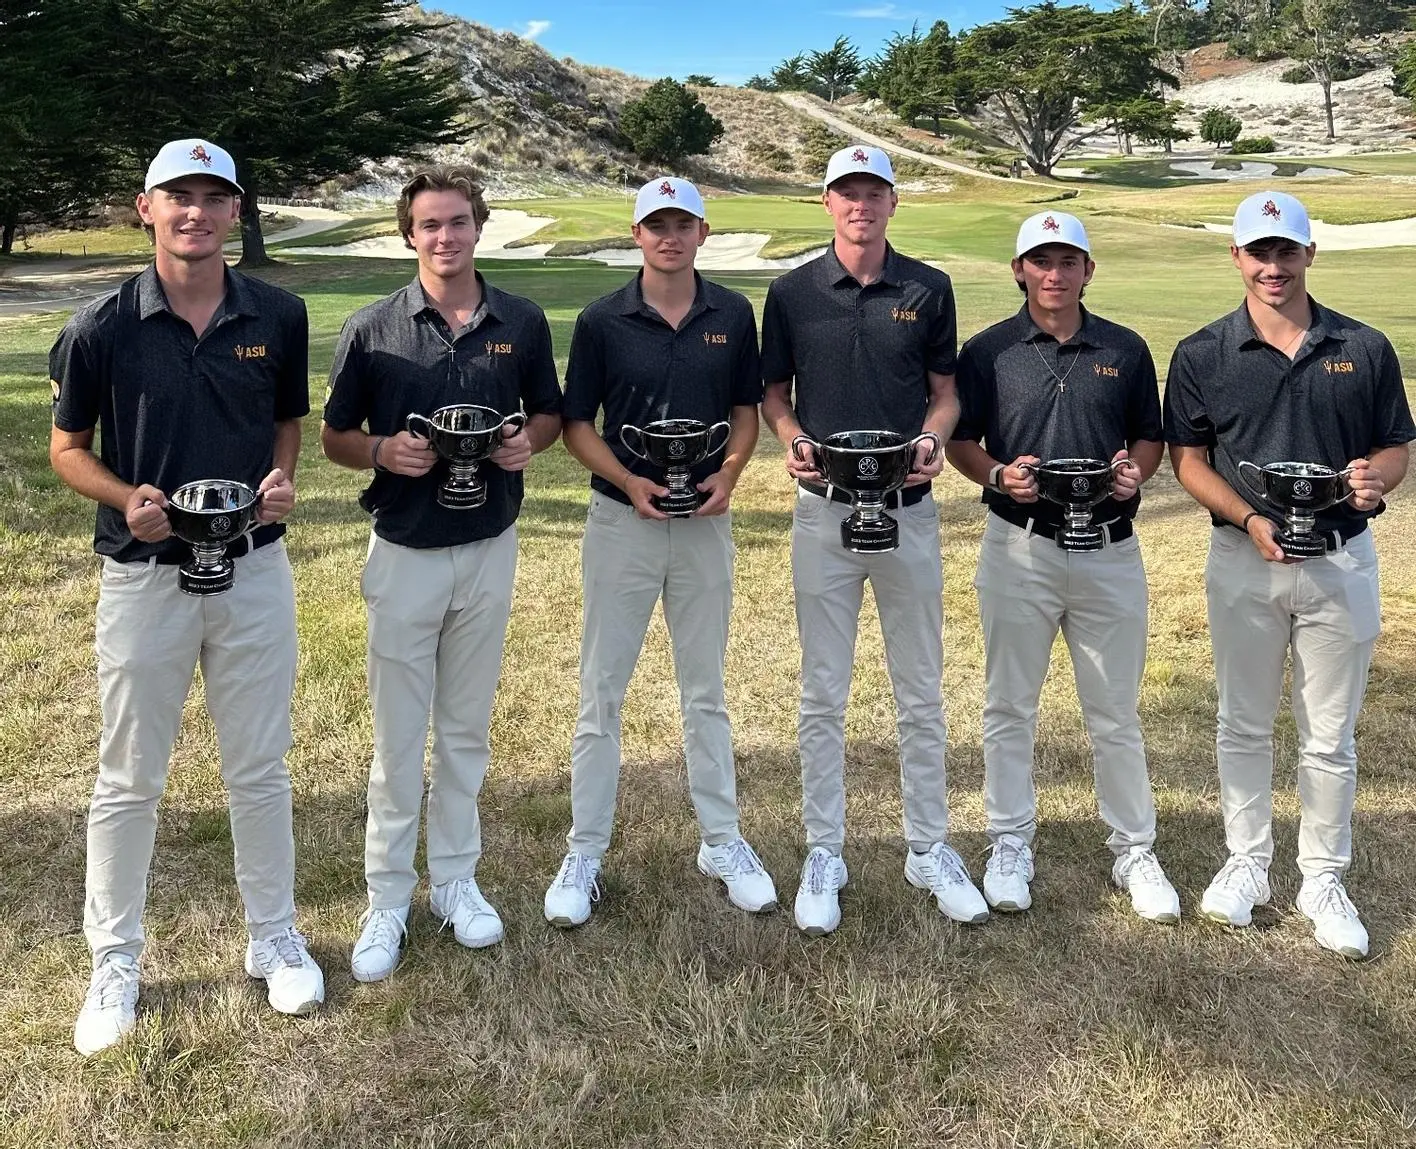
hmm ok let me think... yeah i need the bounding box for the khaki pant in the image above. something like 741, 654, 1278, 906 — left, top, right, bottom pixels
567, 492, 740, 857
975, 514, 1157, 854
1205, 526, 1379, 878
85, 541, 298, 964
362, 528, 517, 907
791, 487, 949, 853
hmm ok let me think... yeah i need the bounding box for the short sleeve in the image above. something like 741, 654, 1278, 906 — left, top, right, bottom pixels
322, 316, 371, 432
951, 340, 988, 443
561, 312, 606, 423
759, 282, 794, 387
1126, 339, 1163, 443
1161, 341, 1213, 447
50, 317, 102, 433
519, 308, 563, 416
925, 276, 958, 377
275, 301, 311, 421
1371, 336, 1416, 448
731, 305, 763, 406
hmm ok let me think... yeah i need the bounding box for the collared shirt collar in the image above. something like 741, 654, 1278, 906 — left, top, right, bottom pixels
614, 270, 715, 320
1015, 302, 1099, 348
404, 270, 503, 323
137, 263, 254, 321
816, 240, 903, 288
1225, 294, 1345, 351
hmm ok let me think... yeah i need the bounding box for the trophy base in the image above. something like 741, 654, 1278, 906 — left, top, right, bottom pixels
842, 512, 899, 553
1275, 529, 1328, 559
654, 489, 702, 517
437, 484, 487, 510
178, 560, 235, 596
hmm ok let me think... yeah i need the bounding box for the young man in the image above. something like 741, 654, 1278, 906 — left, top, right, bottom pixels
50, 138, 323, 1056
322, 166, 562, 980
1164, 190, 1412, 958
543, 177, 776, 927
760, 145, 986, 935
945, 212, 1179, 922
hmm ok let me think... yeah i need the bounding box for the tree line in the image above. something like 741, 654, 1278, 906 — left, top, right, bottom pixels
0, 0, 473, 262
751, 1, 1415, 172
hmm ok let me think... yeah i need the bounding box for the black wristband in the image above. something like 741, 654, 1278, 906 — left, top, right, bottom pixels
371, 435, 388, 472
1241, 510, 1258, 531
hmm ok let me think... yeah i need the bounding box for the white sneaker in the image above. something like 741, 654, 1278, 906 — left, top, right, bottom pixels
794, 847, 848, 935
245, 927, 325, 1016
544, 851, 602, 928
430, 877, 504, 949
1112, 846, 1181, 924
1297, 872, 1369, 959
351, 905, 409, 983
697, 837, 778, 913
74, 952, 139, 1056
907, 842, 989, 924
1200, 854, 1271, 927
983, 834, 1034, 912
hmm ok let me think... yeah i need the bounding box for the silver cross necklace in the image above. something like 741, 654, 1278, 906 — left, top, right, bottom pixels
1033, 336, 1082, 394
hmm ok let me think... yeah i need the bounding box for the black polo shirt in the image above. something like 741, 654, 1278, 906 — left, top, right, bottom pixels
1163, 296, 1415, 535
760, 243, 957, 494
324, 274, 562, 548
50, 264, 310, 563
562, 272, 762, 505
954, 304, 1162, 526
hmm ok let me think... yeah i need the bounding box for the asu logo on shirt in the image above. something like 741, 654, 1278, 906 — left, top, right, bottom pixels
702, 332, 727, 345
485, 341, 514, 355
234, 343, 267, 361
1323, 359, 1355, 374
1094, 363, 1119, 378
890, 307, 918, 323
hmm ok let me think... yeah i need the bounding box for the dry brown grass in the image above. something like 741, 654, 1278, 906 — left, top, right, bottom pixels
2, 258, 1415, 1147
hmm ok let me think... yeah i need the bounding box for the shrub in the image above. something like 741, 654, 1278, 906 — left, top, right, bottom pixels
1199, 107, 1242, 149
800, 121, 848, 172
1230, 136, 1277, 154
746, 139, 794, 172
620, 78, 724, 163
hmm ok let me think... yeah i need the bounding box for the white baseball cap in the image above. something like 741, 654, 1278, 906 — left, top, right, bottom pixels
633, 177, 706, 224
1232, 190, 1311, 247
823, 145, 895, 189
1015, 211, 1090, 257
144, 138, 243, 195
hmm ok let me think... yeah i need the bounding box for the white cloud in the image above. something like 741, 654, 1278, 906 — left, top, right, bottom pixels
831, 3, 901, 16
523, 19, 552, 40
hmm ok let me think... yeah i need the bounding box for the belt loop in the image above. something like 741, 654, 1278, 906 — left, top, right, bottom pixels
1023, 516, 1036, 538
146, 555, 158, 569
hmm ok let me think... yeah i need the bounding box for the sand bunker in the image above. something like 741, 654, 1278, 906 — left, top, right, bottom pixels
286, 209, 825, 270
1199, 215, 1416, 250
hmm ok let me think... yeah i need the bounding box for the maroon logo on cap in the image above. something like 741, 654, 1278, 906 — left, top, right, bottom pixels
658, 180, 676, 198
190, 145, 213, 168
1261, 199, 1281, 220
851, 148, 869, 163
1042, 215, 1060, 232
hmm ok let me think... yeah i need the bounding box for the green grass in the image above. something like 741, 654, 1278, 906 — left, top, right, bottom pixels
4, 189, 1416, 1147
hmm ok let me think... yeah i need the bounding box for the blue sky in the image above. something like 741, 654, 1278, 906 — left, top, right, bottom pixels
434, 2, 1053, 86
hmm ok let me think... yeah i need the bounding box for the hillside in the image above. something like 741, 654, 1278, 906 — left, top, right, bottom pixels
335, 13, 1416, 205
344, 7, 914, 201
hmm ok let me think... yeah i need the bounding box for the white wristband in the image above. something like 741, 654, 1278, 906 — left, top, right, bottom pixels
987, 462, 1005, 492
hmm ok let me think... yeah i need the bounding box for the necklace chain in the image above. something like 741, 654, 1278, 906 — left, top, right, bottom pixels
1033, 337, 1082, 393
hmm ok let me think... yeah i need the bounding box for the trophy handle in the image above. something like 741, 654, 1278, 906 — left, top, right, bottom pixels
790, 434, 820, 465
1334, 465, 1360, 506
500, 411, 528, 438
909, 432, 942, 468
1236, 460, 1279, 508
705, 421, 731, 458
406, 412, 435, 440
619, 424, 648, 461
